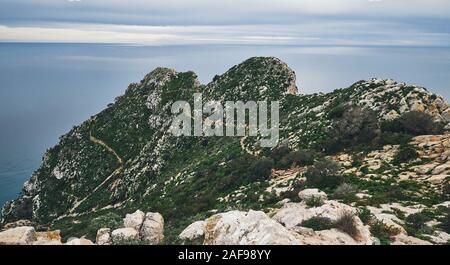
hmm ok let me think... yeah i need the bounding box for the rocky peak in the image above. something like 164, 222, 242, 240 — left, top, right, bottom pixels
205, 57, 298, 101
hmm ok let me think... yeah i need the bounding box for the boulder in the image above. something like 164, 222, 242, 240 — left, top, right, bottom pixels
65, 237, 94, 245
294, 228, 368, 245
391, 234, 432, 245
34, 230, 62, 245
123, 210, 145, 231
111, 228, 139, 244
179, 221, 205, 242
140, 212, 164, 245
272, 201, 373, 244
96, 228, 112, 245
203, 210, 301, 245
298, 189, 328, 201
0, 226, 36, 245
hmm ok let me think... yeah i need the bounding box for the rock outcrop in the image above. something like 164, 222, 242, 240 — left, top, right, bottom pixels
0, 226, 36, 245
99, 210, 164, 245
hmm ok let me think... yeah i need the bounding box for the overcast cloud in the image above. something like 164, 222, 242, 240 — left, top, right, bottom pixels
0, 0, 449, 46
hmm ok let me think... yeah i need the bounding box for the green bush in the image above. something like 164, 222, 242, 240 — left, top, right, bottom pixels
247, 157, 274, 181
270, 145, 291, 161
301, 216, 334, 231
305, 159, 343, 189
440, 208, 450, 234
358, 207, 373, 225
87, 212, 123, 238
375, 132, 413, 146
405, 212, 432, 236
443, 183, 450, 200
369, 221, 401, 245
393, 145, 419, 165
304, 196, 325, 208
278, 150, 317, 169
381, 111, 443, 136
324, 105, 380, 154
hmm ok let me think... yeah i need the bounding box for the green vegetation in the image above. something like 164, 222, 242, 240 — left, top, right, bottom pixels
369, 221, 401, 245
393, 145, 419, 165
301, 216, 334, 231
304, 196, 325, 208
381, 111, 444, 136
304, 159, 343, 190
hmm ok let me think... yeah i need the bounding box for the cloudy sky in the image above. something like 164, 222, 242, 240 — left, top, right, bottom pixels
1, 0, 450, 46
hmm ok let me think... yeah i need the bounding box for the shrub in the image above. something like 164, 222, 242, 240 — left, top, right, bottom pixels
304, 196, 325, 208
358, 207, 373, 225
324, 105, 380, 154
279, 150, 317, 168
87, 212, 123, 238
270, 145, 291, 161
328, 104, 346, 119
375, 132, 413, 146
440, 207, 450, 234
305, 159, 343, 189
301, 216, 334, 231
369, 221, 401, 245
443, 183, 450, 200
381, 111, 443, 136
393, 145, 419, 165
112, 236, 148, 245
405, 212, 432, 236
333, 183, 358, 199
334, 211, 359, 239
247, 157, 274, 181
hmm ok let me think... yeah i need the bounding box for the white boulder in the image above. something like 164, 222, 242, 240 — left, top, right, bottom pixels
179, 221, 205, 242
140, 212, 164, 245
123, 210, 145, 231
111, 228, 139, 244
0, 226, 36, 245
298, 189, 328, 201
96, 228, 111, 245
272, 200, 373, 245
65, 237, 94, 245
203, 210, 302, 245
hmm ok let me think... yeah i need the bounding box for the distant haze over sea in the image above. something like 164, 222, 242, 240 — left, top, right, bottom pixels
0, 43, 449, 211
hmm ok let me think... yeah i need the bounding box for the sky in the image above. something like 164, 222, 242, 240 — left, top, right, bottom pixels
0, 0, 450, 47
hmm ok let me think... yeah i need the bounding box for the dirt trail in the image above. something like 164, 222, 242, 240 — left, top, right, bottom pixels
66, 133, 124, 215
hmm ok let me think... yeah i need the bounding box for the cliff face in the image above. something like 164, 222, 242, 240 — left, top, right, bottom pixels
2, 57, 450, 243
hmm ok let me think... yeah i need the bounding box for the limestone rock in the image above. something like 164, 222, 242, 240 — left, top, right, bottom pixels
0, 226, 36, 245
272, 200, 373, 244
111, 228, 139, 244
65, 237, 94, 245
34, 230, 62, 245
179, 221, 205, 242
203, 210, 301, 245
296, 228, 369, 245
96, 228, 112, 245
123, 210, 145, 231
424, 231, 450, 244
298, 189, 328, 201
140, 212, 164, 245
391, 234, 432, 245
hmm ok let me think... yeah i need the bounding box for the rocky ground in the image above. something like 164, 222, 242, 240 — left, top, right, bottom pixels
2, 186, 448, 245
